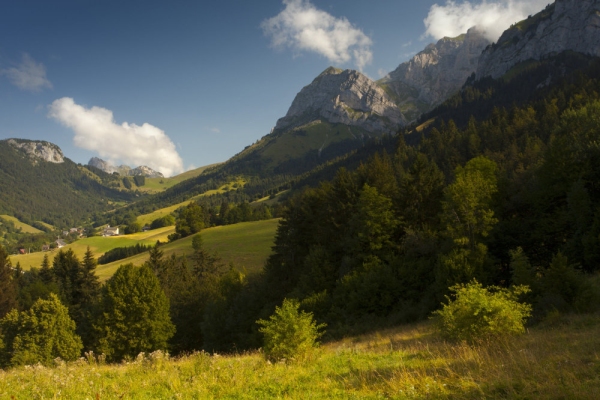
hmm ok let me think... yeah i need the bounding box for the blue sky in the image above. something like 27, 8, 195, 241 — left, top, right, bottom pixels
0, 0, 548, 176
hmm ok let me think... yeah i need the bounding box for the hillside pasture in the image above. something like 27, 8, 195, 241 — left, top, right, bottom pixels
9, 226, 175, 271
96, 218, 279, 280
0, 215, 43, 234
135, 177, 246, 226
10, 219, 279, 281
136, 163, 222, 193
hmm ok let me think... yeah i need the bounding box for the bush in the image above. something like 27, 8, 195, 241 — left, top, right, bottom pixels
256, 298, 325, 362
432, 280, 532, 342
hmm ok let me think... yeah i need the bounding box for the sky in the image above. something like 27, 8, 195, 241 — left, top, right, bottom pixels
0, 0, 549, 176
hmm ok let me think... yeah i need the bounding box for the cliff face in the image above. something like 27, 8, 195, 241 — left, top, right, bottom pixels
476, 0, 600, 79
380, 28, 490, 121
5, 139, 65, 164
275, 67, 405, 135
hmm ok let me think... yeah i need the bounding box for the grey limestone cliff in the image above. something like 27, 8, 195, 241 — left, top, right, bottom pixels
476, 0, 600, 79
88, 157, 163, 178
275, 67, 405, 135
6, 139, 64, 164
380, 28, 490, 121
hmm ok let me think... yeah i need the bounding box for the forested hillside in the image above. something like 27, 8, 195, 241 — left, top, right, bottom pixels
182, 51, 600, 351
0, 141, 133, 227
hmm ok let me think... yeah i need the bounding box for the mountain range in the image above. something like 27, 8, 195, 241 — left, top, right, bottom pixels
1, 0, 599, 230
87, 157, 164, 178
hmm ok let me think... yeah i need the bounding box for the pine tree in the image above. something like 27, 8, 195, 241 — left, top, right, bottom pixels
39, 254, 54, 284
0, 244, 18, 318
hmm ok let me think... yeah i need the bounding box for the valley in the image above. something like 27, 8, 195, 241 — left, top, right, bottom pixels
1, 0, 600, 397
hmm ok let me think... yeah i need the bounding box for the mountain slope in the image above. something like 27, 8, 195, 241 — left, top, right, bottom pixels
0, 139, 133, 227
476, 0, 600, 79
379, 28, 490, 122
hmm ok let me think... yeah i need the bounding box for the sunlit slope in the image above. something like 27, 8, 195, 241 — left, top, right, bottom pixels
2, 312, 600, 398
135, 178, 246, 226
137, 163, 222, 193
10, 226, 175, 270
11, 219, 279, 281
0, 215, 43, 234
96, 219, 279, 280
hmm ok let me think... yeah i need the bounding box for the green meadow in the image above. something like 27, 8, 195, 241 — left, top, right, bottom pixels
0, 215, 43, 234
1, 312, 599, 399
10, 219, 279, 281
96, 219, 279, 280
137, 163, 222, 194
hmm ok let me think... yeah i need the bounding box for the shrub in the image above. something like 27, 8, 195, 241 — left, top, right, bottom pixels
432, 280, 532, 342
256, 298, 325, 362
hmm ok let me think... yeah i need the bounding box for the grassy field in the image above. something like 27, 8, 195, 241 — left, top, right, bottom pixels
1, 312, 599, 398
10, 219, 279, 281
0, 215, 43, 234
136, 178, 246, 226
96, 219, 279, 280
136, 163, 222, 193
9, 227, 175, 271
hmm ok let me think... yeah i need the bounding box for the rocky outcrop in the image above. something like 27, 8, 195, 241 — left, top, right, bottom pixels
476, 0, 600, 79
275, 67, 405, 135
88, 157, 163, 178
380, 28, 490, 120
129, 165, 164, 178
88, 157, 116, 173
5, 139, 64, 163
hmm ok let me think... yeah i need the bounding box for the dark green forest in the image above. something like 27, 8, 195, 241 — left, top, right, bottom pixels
0, 140, 134, 228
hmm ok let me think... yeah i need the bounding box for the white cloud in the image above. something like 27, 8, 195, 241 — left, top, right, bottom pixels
209, 127, 221, 134
424, 0, 549, 42
1, 53, 52, 92
48, 98, 184, 177
262, 0, 373, 70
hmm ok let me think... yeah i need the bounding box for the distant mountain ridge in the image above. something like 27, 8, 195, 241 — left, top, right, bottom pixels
88, 157, 164, 178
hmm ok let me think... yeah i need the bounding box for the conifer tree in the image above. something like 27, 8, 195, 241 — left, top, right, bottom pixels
0, 244, 18, 318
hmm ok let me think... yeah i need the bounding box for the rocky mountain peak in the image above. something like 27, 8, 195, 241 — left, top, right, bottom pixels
476, 0, 600, 79
275, 67, 405, 135
5, 139, 64, 164
87, 157, 163, 178
379, 27, 490, 121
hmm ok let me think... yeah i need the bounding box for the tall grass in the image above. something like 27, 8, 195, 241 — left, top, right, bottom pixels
1, 313, 599, 398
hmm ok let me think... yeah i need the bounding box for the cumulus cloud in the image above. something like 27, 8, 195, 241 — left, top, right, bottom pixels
262, 0, 373, 70
48, 98, 184, 177
1, 53, 52, 92
424, 0, 549, 42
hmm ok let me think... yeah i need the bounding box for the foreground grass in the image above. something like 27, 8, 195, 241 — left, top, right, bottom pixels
1, 314, 599, 399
